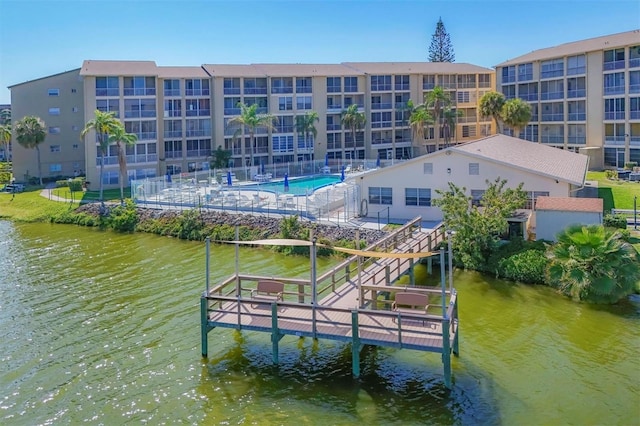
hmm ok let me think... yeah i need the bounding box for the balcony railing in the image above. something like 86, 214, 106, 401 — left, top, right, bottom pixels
371, 103, 392, 110
605, 136, 626, 144
96, 88, 119, 97
630, 84, 640, 94
541, 135, 564, 143
567, 67, 586, 75
327, 104, 343, 111
395, 102, 408, 109
371, 121, 392, 128
186, 149, 210, 158
567, 136, 586, 144
631, 111, 640, 120
567, 89, 586, 98
631, 136, 640, 146
186, 109, 211, 117
255, 146, 270, 154
164, 130, 182, 138
371, 85, 391, 91
124, 111, 157, 119
224, 107, 241, 115
135, 132, 157, 140
186, 89, 210, 96
186, 130, 210, 137
165, 151, 182, 159
394, 83, 410, 91
164, 110, 181, 118
296, 87, 312, 94
124, 88, 156, 96
540, 91, 563, 100
224, 88, 241, 95
603, 60, 625, 71
95, 156, 118, 166
276, 126, 293, 133
604, 112, 625, 120
541, 113, 564, 122
244, 87, 267, 95
371, 139, 392, 145
568, 113, 586, 121
326, 124, 342, 131
630, 58, 640, 68
604, 86, 625, 95
519, 93, 538, 101
423, 82, 435, 90
271, 87, 293, 94
127, 153, 158, 164
164, 89, 181, 97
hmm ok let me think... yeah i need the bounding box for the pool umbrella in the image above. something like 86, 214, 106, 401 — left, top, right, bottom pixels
376, 156, 381, 168
341, 165, 345, 182
166, 172, 172, 183
284, 173, 289, 192
227, 171, 232, 186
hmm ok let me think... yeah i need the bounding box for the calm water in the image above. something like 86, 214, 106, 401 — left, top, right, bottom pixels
244, 175, 341, 195
1, 221, 638, 425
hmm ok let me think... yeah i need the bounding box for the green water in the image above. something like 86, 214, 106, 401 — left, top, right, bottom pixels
1, 221, 638, 425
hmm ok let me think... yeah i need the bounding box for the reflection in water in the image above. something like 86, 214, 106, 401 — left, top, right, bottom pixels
0, 221, 638, 425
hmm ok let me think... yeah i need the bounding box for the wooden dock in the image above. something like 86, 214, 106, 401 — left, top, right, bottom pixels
200, 217, 460, 388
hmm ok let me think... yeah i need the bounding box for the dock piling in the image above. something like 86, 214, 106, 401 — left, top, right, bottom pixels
351, 310, 361, 378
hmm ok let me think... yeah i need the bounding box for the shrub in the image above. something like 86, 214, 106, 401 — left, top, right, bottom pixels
108, 200, 139, 232
604, 170, 617, 180
0, 171, 10, 184
603, 214, 628, 229
624, 161, 638, 170
497, 249, 547, 284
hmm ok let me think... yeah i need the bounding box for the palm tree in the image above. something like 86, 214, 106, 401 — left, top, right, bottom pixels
294, 111, 319, 162
108, 123, 138, 204
341, 104, 366, 160
479, 91, 506, 135
227, 102, 278, 167
501, 98, 532, 139
81, 110, 120, 201
14, 116, 47, 185
0, 123, 10, 163
425, 86, 451, 150
547, 225, 640, 304
442, 106, 462, 147
408, 102, 433, 153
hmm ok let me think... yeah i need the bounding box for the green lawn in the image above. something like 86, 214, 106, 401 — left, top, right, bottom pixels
586, 171, 639, 211
0, 189, 80, 221
51, 187, 130, 202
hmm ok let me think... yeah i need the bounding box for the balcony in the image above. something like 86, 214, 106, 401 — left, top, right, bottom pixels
395, 102, 408, 109
164, 130, 182, 138
603, 60, 625, 71
224, 107, 241, 115
630, 58, 640, 68
276, 126, 293, 133
271, 87, 293, 94
327, 104, 343, 112
371, 139, 392, 145
135, 132, 157, 140
540, 91, 563, 101
631, 111, 640, 120
124, 110, 157, 119
371, 121, 392, 129
605, 136, 626, 145
326, 124, 341, 131
630, 84, 640, 94
165, 151, 182, 159
604, 86, 625, 96
394, 83, 410, 91
519, 93, 538, 101
186, 129, 210, 137
567, 136, 586, 144
186, 89, 210, 96
186, 109, 211, 117
631, 136, 640, 146
164, 110, 181, 118
164, 89, 180, 97
124, 88, 156, 96
95, 156, 118, 166
224, 87, 241, 95
423, 82, 435, 90
541, 135, 564, 144
127, 153, 158, 164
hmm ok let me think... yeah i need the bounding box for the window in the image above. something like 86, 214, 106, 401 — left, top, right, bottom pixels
604, 72, 625, 95
630, 71, 640, 93
185, 118, 211, 137
344, 76, 358, 92
72, 126, 79, 131
423, 163, 433, 174
457, 74, 477, 88
541, 102, 564, 121
522, 124, 539, 142
369, 187, 392, 205
271, 77, 293, 94
125, 120, 158, 140
244, 78, 267, 95
540, 80, 563, 100
604, 48, 625, 71
296, 77, 312, 93
567, 55, 586, 75
517, 63, 533, 81
462, 125, 476, 138
185, 79, 210, 96
102, 170, 119, 185
272, 135, 294, 152
394, 75, 409, 91
605, 98, 625, 120
567, 124, 586, 144
72, 144, 79, 149
527, 191, 549, 209
72, 107, 78, 113
50, 144, 61, 152
469, 163, 479, 175
501, 66, 515, 83
124, 98, 156, 118
567, 77, 586, 98
48, 88, 59, 96
275, 115, 293, 133
97, 99, 119, 117
326, 132, 341, 149
371, 111, 392, 128
630, 45, 640, 68
48, 107, 60, 115
164, 99, 182, 117
370, 75, 391, 91
48, 127, 61, 135
296, 96, 312, 110
471, 190, 485, 207
71, 88, 77, 93
567, 100, 586, 121
49, 164, 62, 173
631, 97, 640, 120
405, 188, 431, 206
95, 76, 119, 96
457, 91, 470, 103
478, 74, 491, 88
327, 77, 341, 93
186, 138, 211, 157
541, 59, 564, 78
223, 78, 241, 95
502, 85, 515, 99
186, 99, 210, 116
279, 96, 293, 111
123, 76, 156, 96
423, 75, 436, 90
518, 83, 538, 101
164, 79, 180, 97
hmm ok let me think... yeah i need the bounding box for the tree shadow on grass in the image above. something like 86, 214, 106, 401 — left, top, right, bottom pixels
598, 187, 614, 212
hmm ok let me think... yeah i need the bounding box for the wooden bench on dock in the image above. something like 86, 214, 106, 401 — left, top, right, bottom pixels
392, 292, 429, 323
251, 280, 285, 307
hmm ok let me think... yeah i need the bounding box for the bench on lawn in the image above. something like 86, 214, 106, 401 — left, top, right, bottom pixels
392, 292, 429, 320
250, 280, 285, 307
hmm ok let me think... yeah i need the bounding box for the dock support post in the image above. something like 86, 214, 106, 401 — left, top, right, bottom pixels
351, 310, 360, 378
442, 317, 451, 389
271, 302, 280, 364
200, 296, 209, 358
427, 257, 432, 275
440, 249, 446, 317
409, 249, 415, 287
453, 297, 460, 356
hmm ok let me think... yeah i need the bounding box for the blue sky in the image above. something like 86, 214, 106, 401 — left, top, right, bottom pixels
0, 0, 638, 104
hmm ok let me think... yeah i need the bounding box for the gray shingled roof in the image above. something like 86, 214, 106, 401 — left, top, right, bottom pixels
452, 135, 588, 186
495, 30, 640, 67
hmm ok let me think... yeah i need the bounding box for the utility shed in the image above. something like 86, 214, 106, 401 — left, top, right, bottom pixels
534, 197, 603, 241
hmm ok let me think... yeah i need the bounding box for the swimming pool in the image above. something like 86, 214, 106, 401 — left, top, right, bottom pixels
244, 175, 342, 195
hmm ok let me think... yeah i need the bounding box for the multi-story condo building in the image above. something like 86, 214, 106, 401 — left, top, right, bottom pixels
8, 69, 86, 182
10, 60, 494, 188
495, 30, 640, 169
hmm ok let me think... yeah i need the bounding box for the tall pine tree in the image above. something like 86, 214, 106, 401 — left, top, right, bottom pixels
428, 17, 455, 62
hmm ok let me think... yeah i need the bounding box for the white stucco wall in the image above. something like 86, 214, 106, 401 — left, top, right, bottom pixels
535, 210, 603, 241
357, 150, 572, 222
